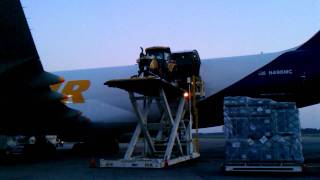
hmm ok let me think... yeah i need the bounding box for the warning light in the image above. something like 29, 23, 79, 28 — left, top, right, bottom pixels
183, 92, 189, 98
62, 94, 69, 100
58, 76, 65, 83
89, 157, 97, 168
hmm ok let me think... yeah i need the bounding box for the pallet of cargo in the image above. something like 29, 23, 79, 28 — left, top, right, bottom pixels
223, 96, 305, 173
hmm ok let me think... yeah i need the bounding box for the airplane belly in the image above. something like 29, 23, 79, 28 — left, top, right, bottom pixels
67, 100, 136, 124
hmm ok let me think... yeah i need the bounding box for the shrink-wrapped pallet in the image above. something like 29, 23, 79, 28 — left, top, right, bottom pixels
224, 96, 303, 163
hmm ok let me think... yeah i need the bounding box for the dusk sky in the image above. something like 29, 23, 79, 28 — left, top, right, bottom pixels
21, 1, 320, 130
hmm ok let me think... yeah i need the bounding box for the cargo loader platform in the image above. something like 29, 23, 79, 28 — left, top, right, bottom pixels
100, 77, 200, 168
105, 77, 184, 97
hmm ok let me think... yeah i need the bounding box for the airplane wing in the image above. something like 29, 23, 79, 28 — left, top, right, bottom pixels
0, 0, 88, 134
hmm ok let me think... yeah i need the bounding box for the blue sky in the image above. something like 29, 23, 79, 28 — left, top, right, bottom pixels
22, 0, 320, 71
21, 1, 320, 129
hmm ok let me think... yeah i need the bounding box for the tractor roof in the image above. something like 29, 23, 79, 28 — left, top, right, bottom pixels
145, 46, 171, 53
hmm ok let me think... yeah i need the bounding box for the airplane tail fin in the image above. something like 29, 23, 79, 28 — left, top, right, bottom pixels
297, 31, 320, 50
0, 0, 42, 73
0, 0, 88, 133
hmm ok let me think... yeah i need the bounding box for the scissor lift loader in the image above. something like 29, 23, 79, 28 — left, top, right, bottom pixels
100, 77, 199, 168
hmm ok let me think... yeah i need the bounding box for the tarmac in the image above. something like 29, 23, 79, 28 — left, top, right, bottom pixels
0, 134, 320, 179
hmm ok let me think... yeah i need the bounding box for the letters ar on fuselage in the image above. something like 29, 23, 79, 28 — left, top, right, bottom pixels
51, 80, 90, 104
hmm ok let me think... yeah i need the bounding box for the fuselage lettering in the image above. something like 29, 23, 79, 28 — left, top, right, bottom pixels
50, 80, 90, 104
268, 69, 293, 75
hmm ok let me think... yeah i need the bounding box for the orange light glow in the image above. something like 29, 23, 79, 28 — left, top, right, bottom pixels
183, 92, 189, 98
58, 76, 65, 83
62, 94, 69, 100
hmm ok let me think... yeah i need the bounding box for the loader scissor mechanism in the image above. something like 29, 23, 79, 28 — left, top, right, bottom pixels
100, 77, 200, 168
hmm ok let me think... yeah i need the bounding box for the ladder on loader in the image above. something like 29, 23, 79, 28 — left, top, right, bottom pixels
100, 77, 200, 168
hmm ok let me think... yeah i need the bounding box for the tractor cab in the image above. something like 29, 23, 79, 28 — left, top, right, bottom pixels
137, 46, 171, 78
145, 46, 171, 61
135, 46, 204, 97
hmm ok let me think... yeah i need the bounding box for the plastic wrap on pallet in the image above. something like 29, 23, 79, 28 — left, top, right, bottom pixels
224, 96, 304, 163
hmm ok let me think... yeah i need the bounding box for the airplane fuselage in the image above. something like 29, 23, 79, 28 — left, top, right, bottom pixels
52, 47, 320, 131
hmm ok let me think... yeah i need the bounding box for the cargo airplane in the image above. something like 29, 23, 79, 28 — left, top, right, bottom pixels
1, 0, 319, 152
